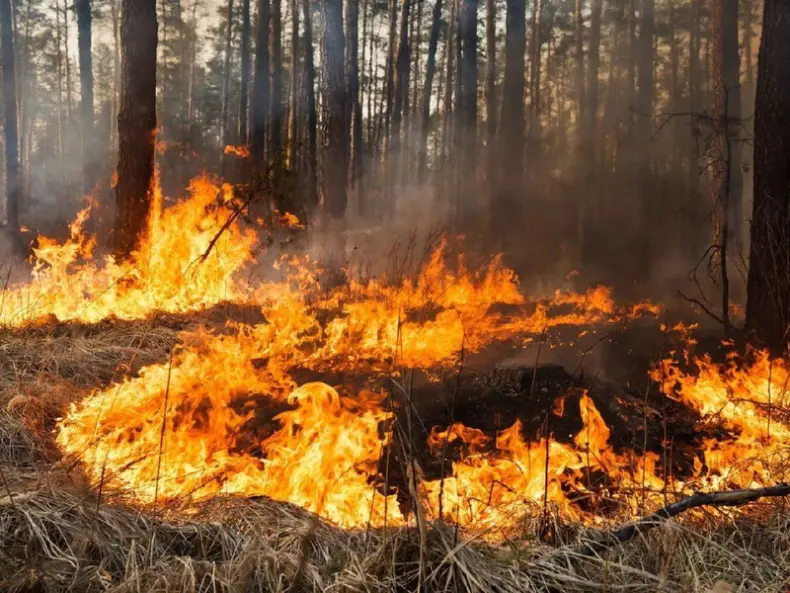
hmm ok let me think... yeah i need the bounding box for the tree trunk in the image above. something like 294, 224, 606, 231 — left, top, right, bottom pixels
63, 0, 73, 121
114, 0, 158, 258
745, 0, 790, 353
417, 0, 442, 182
320, 0, 347, 220
346, 0, 362, 186
76, 0, 94, 193
390, 0, 412, 186
111, 0, 120, 152
270, 0, 283, 155
585, 0, 601, 164
19, 0, 31, 208
574, 0, 585, 151
528, 0, 542, 153
688, 0, 700, 191
221, 0, 234, 149
491, 0, 524, 237
239, 0, 251, 143
441, 0, 455, 168
251, 0, 270, 163
287, 0, 299, 168
0, 0, 19, 230
302, 0, 318, 209
484, 0, 495, 199
457, 0, 477, 221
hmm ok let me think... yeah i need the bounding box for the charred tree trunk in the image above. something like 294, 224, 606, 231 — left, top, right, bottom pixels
77, 0, 95, 193
346, 0, 362, 186
221, 0, 234, 150
417, 0, 442, 182
287, 0, 299, 168
745, 0, 790, 353
251, 0, 270, 164
114, 0, 158, 258
270, 0, 283, 155
0, 0, 19, 230
390, 0, 412, 187
457, 0, 477, 222
491, 0, 524, 238
484, 0, 495, 200
303, 0, 318, 209
239, 0, 251, 143
319, 0, 348, 220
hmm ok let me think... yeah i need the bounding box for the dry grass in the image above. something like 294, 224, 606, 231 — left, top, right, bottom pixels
0, 319, 789, 592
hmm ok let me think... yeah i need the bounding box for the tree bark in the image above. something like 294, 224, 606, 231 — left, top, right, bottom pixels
585, 0, 601, 164
221, 0, 234, 150
319, 0, 348, 220
390, 0, 412, 186
528, 0, 542, 152
239, 0, 251, 143
302, 0, 318, 208
0, 0, 19, 230
251, 0, 270, 163
287, 0, 299, 168
417, 0, 442, 182
114, 0, 158, 258
63, 0, 73, 121
745, 0, 790, 353
491, 0, 524, 236
574, 0, 585, 151
270, 0, 283, 155
457, 0, 477, 221
484, 0, 495, 199
346, 0, 362, 186
76, 0, 94, 193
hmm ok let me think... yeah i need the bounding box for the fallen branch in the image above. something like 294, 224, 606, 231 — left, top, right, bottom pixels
677, 290, 743, 334
574, 484, 790, 557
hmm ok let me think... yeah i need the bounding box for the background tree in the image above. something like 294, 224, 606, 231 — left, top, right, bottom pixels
1, 0, 20, 230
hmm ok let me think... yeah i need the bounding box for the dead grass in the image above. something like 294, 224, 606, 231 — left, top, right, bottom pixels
0, 319, 789, 592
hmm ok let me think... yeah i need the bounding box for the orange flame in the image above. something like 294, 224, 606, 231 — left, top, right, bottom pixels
224, 145, 251, 158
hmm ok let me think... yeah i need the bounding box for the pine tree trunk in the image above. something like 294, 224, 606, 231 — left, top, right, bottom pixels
287, 0, 299, 168
63, 0, 73, 121
0, 0, 19, 230
457, 0, 477, 221
574, 0, 585, 152
114, 0, 158, 258
251, 0, 270, 163
491, 0, 524, 237
528, 0, 542, 152
688, 0, 700, 190
239, 0, 251, 143
484, 0, 495, 199
346, 0, 362, 186
417, 0, 442, 182
270, 0, 283, 155
745, 0, 790, 353
390, 0, 412, 186
302, 0, 318, 208
221, 0, 234, 149
76, 0, 94, 193
19, 0, 31, 208
441, 0, 455, 168
319, 0, 348, 221
585, 0, 601, 164
111, 0, 120, 152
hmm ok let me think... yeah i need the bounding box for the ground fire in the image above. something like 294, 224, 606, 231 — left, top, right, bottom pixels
0, 176, 779, 542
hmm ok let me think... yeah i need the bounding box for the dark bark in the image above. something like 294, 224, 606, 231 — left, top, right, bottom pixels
221, 0, 234, 148
114, 0, 158, 258
302, 0, 318, 208
491, 0, 524, 236
417, 0, 442, 182
585, 0, 601, 164
745, 0, 790, 353
457, 0, 477, 220
574, 0, 585, 151
346, 0, 362, 185
0, 0, 19, 230
76, 0, 95, 193
528, 0, 542, 150
319, 0, 348, 219
251, 0, 270, 163
484, 0, 495, 198
390, 0, 412, 186
287, 0, 299, 168
270, 0, 283, 155
239, 0, 251, 143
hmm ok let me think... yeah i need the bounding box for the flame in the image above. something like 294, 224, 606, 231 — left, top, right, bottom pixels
276, 210, 305, 230
224, 145, 251, 158
1, 175, 257, 326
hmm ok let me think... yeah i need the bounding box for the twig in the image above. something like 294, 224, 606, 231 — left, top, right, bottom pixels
677, 289, 742, 332
573, 484, 790, 557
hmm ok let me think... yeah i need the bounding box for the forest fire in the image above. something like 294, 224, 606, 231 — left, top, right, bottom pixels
0, 176, 764, 538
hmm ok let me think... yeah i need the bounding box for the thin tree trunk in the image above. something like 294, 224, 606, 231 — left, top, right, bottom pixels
77, 0, 94, 193
302, 0, 317, 208
270, 0, 283, 156
417, 0, 442, 182
239, 0, 251, 143
114, 0, 158, 257
55, 0, 65, 178
111, 0, 120, 152
458, 0, 477, 221
221, 0, 234, 149
19, 0, 30, 208
574, 0, 585, 151
319, 0, 348, 223
346, 0, 361, 185
745, 0, 790, 353
63, 0, 73, 121
528, 0, 542, 151
287, 0, 299, 168
365, 0, 374, 147
390, 0, 412, 187
251, 0, 270, 163
585, 0, 601, 164
441, 0, 455, 167
0, 0, 19, 229
484, 0, 495, 199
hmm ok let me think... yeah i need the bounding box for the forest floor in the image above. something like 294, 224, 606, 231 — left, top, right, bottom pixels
0, 314, 789, 593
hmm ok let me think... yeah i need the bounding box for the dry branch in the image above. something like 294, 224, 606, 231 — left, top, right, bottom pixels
574, 484, 790, 557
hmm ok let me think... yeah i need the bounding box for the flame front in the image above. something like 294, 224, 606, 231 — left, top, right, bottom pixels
7, 177, 786, 535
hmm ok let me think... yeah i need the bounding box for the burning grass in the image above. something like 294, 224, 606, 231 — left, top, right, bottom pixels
1, 175, 790, 590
